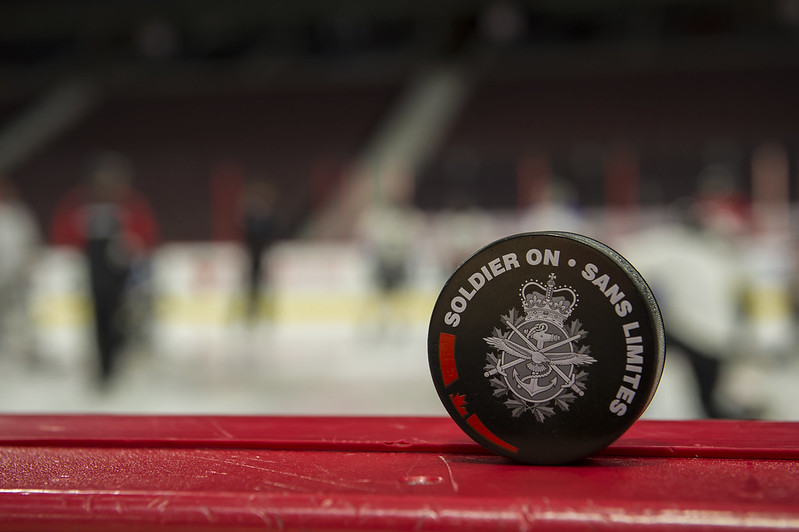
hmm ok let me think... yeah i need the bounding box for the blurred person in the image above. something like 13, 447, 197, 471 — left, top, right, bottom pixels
742, 143, 795, 356
239, 179, 280, 322
50, 153, 158, 385
621, 196, 750, 418
0, 176, 40, 358
695, 163, 750, 239
436, 190, 490, 273
518, 178, 584, 234
358, 172, 420, 336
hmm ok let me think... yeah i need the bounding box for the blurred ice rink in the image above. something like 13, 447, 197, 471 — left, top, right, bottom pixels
2, 210, 799, 421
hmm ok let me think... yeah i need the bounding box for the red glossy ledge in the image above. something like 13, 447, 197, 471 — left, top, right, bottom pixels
1, 416, 798, 531
0, 415, 797, 459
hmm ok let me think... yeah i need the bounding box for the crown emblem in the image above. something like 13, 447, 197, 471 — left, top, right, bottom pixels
520, 273, 577, 326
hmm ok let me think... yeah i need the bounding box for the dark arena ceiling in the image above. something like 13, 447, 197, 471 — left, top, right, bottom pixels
0, 0, 797, 99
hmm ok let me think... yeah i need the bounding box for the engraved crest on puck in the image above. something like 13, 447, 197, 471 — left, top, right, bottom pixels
483, 274, 596, 422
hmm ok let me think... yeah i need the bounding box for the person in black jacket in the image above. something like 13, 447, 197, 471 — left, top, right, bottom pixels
240, 179, 279, 322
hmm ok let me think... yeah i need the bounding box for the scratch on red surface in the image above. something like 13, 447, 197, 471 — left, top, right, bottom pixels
199, 505, 213, 523
414, 504, 441, 529
209, 420, 234, 440
404, 454, 423, 477
248, 455, 278, 465
146, 496, 170, 513
247, 506, 277, 527
195, 454, 379, 493
439, 455, 459, 493
192, 455, 308, 493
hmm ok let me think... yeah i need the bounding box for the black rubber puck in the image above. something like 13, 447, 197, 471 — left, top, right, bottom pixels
428, 232, 665, 465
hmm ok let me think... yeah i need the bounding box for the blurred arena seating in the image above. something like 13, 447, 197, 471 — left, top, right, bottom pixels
418, 69, 799, 211
13, 84, 399, 241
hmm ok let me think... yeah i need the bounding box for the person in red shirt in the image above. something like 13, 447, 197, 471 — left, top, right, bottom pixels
50, 152, 158, 385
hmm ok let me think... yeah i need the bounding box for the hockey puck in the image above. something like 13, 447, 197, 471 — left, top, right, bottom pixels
428, 232, 665, 465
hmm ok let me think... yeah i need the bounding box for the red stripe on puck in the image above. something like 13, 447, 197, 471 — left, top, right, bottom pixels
439, 333, 458, 387
467, 414, 518, 453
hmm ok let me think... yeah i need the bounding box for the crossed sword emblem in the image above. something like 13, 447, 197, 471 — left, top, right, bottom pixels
484, 318, 596, 397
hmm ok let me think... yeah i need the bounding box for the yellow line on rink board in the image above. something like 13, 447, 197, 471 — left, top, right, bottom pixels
31, 291, 438, 327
